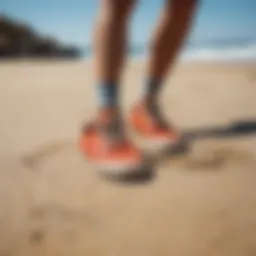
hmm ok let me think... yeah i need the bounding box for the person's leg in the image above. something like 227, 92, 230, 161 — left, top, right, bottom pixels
148, 0, 198, 85
81, 0, 144, 175
131, 0, 198, 145
94, 0, 136, 117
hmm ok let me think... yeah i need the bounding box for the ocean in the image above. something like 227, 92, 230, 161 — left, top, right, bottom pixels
83, 37, 256, 62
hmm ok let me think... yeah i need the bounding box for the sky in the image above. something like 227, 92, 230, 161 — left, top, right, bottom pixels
1, 0, 256, 47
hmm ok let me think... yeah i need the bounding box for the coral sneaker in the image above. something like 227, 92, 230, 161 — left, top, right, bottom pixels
130, 101, 181, 149
80, 110, 145, 177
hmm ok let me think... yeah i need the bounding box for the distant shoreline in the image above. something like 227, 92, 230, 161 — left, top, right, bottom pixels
0, 58, 255, 69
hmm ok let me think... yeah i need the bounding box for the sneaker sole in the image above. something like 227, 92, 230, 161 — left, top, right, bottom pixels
130, 126, 182, 152
79, 145, 149, 178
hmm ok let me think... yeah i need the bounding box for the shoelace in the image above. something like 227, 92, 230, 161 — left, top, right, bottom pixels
102, 115, 129, 147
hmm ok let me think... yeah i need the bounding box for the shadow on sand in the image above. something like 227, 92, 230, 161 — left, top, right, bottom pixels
163, 119, 256, 157
124, 119, 256, 184
184, 119, 256, 141
100, 154, 156, 186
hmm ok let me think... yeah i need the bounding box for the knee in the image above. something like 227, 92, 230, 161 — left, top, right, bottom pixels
172, 0, 199, 11
100, 0, 136, 24
162, 0, 198, 21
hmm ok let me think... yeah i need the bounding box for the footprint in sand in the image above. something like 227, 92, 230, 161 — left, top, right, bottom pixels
22, 141, 75, 170
28, 205, 98, 246
163, 144, 256, 171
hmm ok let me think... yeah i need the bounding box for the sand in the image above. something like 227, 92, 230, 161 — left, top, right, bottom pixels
0, 59, 256, 256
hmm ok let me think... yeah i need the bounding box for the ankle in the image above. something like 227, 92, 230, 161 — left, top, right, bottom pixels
98, 107, 119, 125
141, 77, 162, 100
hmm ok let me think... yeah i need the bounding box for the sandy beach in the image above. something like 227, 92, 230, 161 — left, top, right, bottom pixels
0, 59, 256, 256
